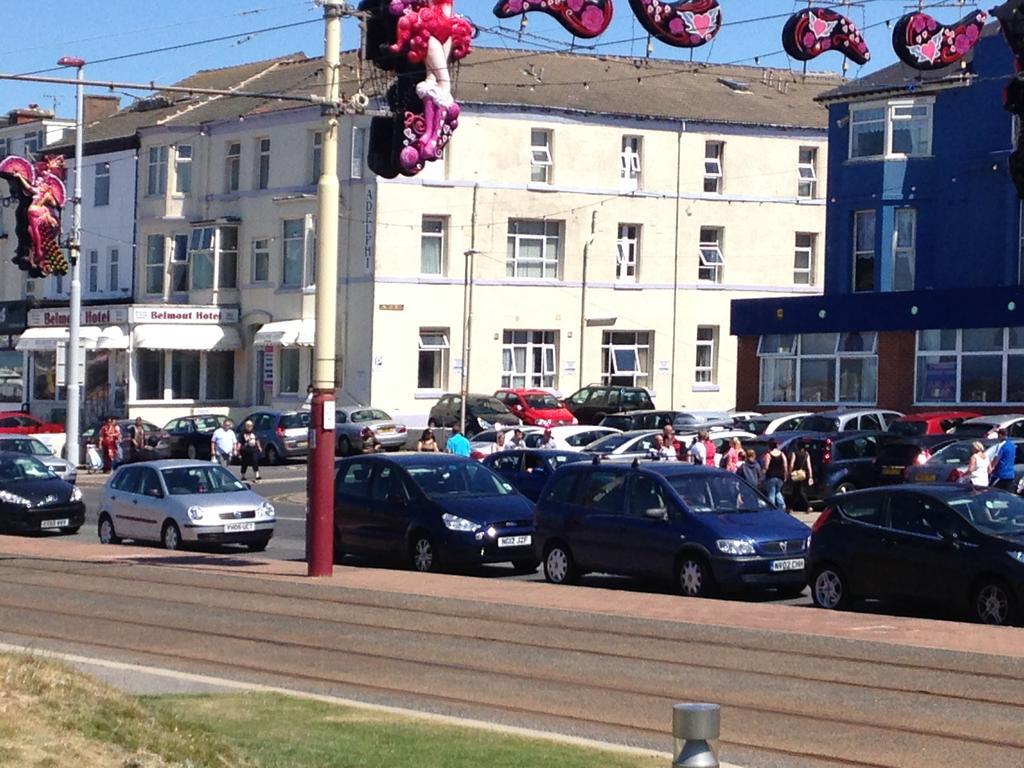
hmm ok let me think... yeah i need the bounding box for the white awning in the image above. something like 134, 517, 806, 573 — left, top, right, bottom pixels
95, 325, 129, 350
134, 324, 241, 351
253, 318, 314, 347
16, 326, 101, 351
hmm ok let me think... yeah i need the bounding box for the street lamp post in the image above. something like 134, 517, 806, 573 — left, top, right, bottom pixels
459, 248, 479, 431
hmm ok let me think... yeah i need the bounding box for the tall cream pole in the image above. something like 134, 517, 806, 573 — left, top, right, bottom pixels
307, 1, 342, 577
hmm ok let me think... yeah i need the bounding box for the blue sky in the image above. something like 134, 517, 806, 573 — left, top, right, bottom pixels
0, 0, 987, 116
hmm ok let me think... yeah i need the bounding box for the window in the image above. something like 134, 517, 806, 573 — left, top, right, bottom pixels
616, 224, 639, 282
703, 141, 723, 193
94, 161, 110, 206
579, 470, 628, 513
530, 128, 552, 183
171, 351, 200, 399
170, 234, 189, 293
501, 330, 556, 388
256, 137, 270, 190
758, 332, 878, 405
893, 208, 916, 291
601, 331, 651, 386
853, 210, 876, 292
0, 138, 8, 157
849, 100, 932, 159
695, 326, 718, 385
225, 142, 240, 192
31, 351, 57, 401
311, 131, 323, 182
698, 227, 724, 283
351, 126, 365, 179
136, 350, 233, 402
251, 238, 270, 283
916, 327, 1024, 404
282, 218, 305, 287
418, 329, 449, 389
421, 216, 446, 275
797, 146, 817, 198
506, 219, 561, 278
620, 135, 642, 190
146, 146, 168, 196
145, 235, 164, 295
206, 351, 235, 400
87, 250, 99, 293
189, 227, 214, 290
794, 233, 816, 285
218, 226, 238, 288
174, 144, 192, 194
108, 248, 119, 292
279, 348, 300, 394
23, 131, 42, 158
188, 225, 238, 290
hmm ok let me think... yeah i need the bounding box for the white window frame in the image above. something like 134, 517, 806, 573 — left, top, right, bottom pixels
108, 247, 119, 292
281, 216, 316, 289
703, 140, 723, 193
695, 326, 718, 385
797, 146, 817, 198
601, 331, 652, 387
94, 161, 110, 206
698, 227, 724, 283
277, 347, 301, 395
892, 207, 916, 292
420, 216, 446, 275
87, 249, 99, 293
417, 328, 449, 391
794, 232, 816, 285
170, 234, 189, 294
251, 238, 270, 283
225, 141, 241, 192
853, 209, 876, 292
914, 328, 1024, 405
501, 330, 557, 388
849, 99, 934, 160
174, 144, 192, 195
188, 225, 238, 290
758, 333, 879, 405
616, 223, 640, 282
255, 137, 271, 190
506, 219, 561, 279
620, 135, 642, 191
530, 128, 552, 184
134, 349, 237, 403
146, 145, 168, 197
144, 235, 165, 296
351, 126, 366, 180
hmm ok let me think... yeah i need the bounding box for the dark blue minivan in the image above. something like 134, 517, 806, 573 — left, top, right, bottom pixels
482, 449, 591, 501
534, 462, 811, 596
334, 454, 537, 572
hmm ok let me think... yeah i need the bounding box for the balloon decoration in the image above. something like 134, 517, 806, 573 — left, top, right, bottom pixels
626, 0, 722, 48
993, 0, 1024, 198
0, 154, 68, 277
492, 0, 613, 39
892, 10, 987, 71
781, 7, 869, 66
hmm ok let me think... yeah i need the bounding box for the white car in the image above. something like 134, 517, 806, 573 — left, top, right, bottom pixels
949, 414, 1024, 440
733, 412, 811, 436
523, 425, 621, 451
586, 429, 756, 462
469, 426, 544, 458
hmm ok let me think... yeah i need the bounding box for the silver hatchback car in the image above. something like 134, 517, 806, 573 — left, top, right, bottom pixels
97, 460, 276, 551
0, 434, 77, 483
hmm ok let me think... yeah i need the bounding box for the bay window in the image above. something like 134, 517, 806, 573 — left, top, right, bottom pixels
188, 225, 238, 290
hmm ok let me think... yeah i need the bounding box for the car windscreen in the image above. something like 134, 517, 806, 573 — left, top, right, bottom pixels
524, 394, 561, 409
161, 465, 247, 495
0, 454, 55, 481
668, 474, 769, 514
734, 419, 770, 435
351, 409, 390, 422
1, 438, 51, 456
947, 491, 1024, 536
798, 415, 840, 432
950, 422, 997, 438
584, 433, 635, 453
194, 416, 225, 432
280, 412, 310, 429
406, 461, 513, 498
887, 420, 927, 437
928, 441, 984, 465
469, 398, 510, 415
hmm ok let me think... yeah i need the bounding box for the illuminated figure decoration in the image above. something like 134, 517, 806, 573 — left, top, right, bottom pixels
892, 9, 987, 71
493, 0, 613, 39
782, 7, 870, 66
627, 0, 721, 48
362, 0, 473, 178
994, 0, 1024, 197
0, 154, 68, 277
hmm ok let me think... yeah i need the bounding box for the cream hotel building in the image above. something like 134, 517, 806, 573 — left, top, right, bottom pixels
13, 50, 839, 425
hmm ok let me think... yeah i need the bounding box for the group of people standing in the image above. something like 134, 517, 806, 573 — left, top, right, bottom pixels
96, 416, 154, 473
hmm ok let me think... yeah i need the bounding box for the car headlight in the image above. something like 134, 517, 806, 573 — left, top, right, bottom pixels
258, 501, 276, 518
716, 539, 756, 556
0, 490, 31, 507
442, 513, 480, 532
187, 505, 204, 521
1009, 551, 1024, 565
536, 419, 550, 426
70, 486, 83, 502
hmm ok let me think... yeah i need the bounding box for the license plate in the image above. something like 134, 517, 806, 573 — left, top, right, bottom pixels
40, 518, 69, 529
224, 522, 256, 533
770, 558, 805, 572
296, 441, 308, 448
915, 473, 936, 482
497, 535, 532, 548
378, 426, 395, 433
882, 466, 903, 476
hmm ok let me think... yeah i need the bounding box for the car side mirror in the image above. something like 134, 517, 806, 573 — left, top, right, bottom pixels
643, 507, 669, 521
147, 488, 163, 499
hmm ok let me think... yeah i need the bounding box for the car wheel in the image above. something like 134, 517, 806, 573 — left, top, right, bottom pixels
337, 436, 352, 457
973, 579, 1015, 626
511, 558, 540, 574
265, 444, 281, 465
835, 482, 857, 494
811, 564, 850, 610
186, 444, 198, 460
543, 542, 577, 585
245, 536, 271, 553
676, 554, 715, 598
97, 514, 121, 545
409, 533, 439, 573
161, 520, 183, 551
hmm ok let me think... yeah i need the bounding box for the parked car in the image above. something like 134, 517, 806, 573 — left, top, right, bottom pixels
427, 394, 520, 436
798, 432, 885, 501
949, 414, 1024, 440
482, 449, 592, 501
563, 385, 654, 425
0, 435, 76, 483
469, 426, 544, 459
523, 425, 621, 451
886, 411, 980, 438
732, 412, 811, 436
904, 439, 1024, 485
873, 436, 959, 486
96, 460, 276, 551
162, 414, 229, 460
0, 451, 84, 535
334, 406, 407, 456
534, 462, 810, 596
333, 454, 537, 572
808, 485, 1024, 625
80, 418, 169, 464
581, 429, 755, 463
0, 411, 67, 456
790, 409, 904, 433
493, 389, 576, 427
599, 410, 690, 432
237, 410, 310, 464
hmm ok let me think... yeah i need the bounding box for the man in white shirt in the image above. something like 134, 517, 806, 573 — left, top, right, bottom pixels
210, 419, 238, 468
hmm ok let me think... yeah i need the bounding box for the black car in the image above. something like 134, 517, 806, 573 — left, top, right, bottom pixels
808, 485, 1024, 625
599, 410, 680, 432
162, 414, 229, 460
0, 451, 85, 535
427, 394, 519, 436
872, 436, 958, 486
334, 454, 536, 572
481, 449, 591, 501
799, 432, 884, 502
563, 385, 654, 425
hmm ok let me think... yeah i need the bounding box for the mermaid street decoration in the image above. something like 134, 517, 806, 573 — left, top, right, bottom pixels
782, 7, 870, 66
0, 154, 68, 277
493, 0, 612, 39
892, 10, 987, 71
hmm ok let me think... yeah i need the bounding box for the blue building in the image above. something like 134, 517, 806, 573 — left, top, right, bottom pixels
731, 26, 1024, 413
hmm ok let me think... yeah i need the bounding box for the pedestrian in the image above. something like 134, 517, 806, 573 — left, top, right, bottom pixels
968, 441, 991, 489
649, 434, 676, 461
129, 417, 146, 463
210, 419, 238, 468
238, 420, 262, 481
662, 424, 682, 460
506, 428, 527, 449
701, 430, 717, 468
788, 438, 814, 512
991, 428, 1016, 492
723, 437, 743, 473
537, 428, 556, 449
98, 416, 121, 473
446, 423, 471, 456
762, 439, 789, 510
737, 449, 765, 489
300, 384, 314, 411
483, 430, 507, 456
687, 434, 706, 465
361, 427, 384, 453
416, 428, 439, 452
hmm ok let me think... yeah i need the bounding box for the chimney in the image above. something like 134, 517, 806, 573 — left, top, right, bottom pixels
84, 95, 120, 123
7, 104, 53, 125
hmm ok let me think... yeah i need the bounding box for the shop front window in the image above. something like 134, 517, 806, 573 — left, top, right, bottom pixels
916, 327, 1024, 404
279, 348, 300, 394
0, 349, 23, 404
758, 332, 877, 405
171, 351, 200, 400
32, 351, 57, 401
206, 351, 235, 400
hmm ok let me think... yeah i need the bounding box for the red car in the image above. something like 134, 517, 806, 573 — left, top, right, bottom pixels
886, 411, 981, 438
0, 411, 65, 436
493, 389, 576, 427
